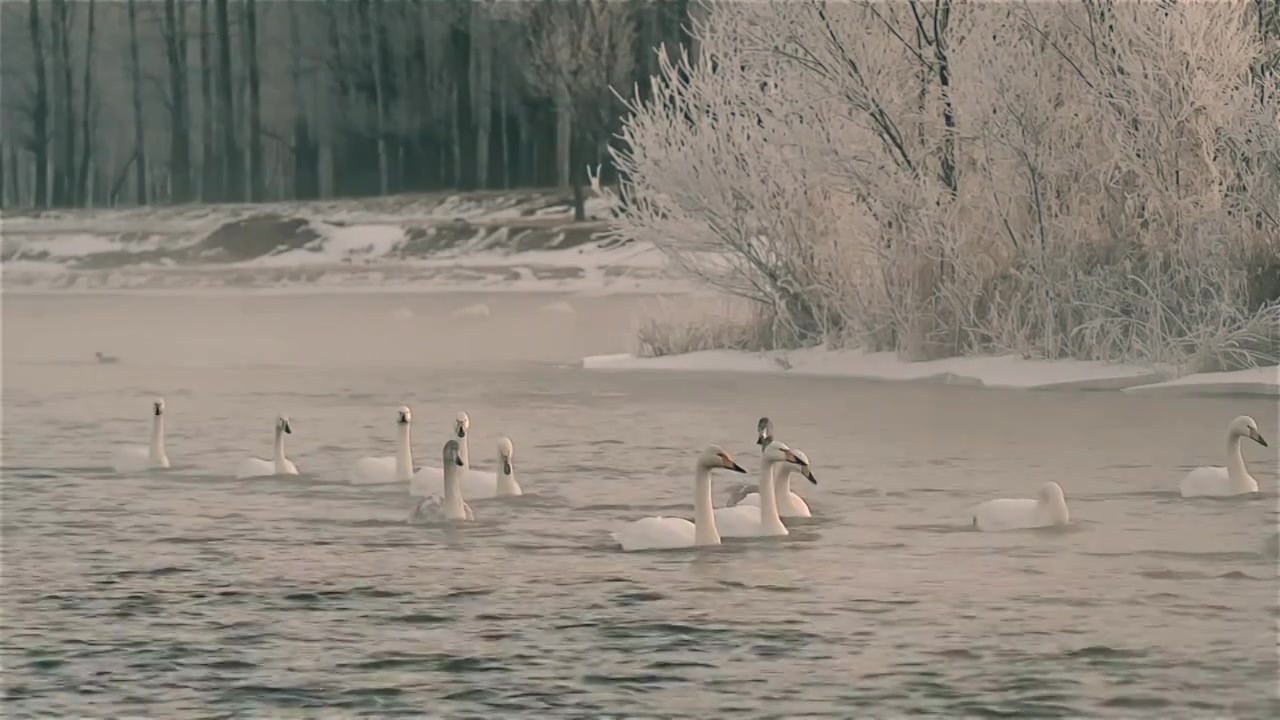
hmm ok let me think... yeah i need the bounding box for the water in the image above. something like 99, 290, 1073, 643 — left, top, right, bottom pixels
3, 290, 1277, 717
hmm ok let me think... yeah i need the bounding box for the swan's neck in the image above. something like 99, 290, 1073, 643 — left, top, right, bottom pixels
149, 415, 166, 463
496, 458, 519, 495
1226, 435, 1255, 490
774, 468, 793, 507
395, 424, 413, 481
1039, 493, 1069, 525
458, 434, 470, 467
693, 465, 720, 545
443, 464, 466, 516
273, 426, 288, 470
757, 460, 787, 535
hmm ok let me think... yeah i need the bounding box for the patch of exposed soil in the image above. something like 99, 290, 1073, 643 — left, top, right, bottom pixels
185, 214, 321, 263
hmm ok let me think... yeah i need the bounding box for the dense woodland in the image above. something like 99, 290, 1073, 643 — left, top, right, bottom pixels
0, 0, 697, 215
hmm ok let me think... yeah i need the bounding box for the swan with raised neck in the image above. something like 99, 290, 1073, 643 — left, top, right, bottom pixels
495, 436, 521, 496
149, 397, 170, 468
611, 445, 747, 551
394, 406, 414, 481
1180, 415, 1268, 498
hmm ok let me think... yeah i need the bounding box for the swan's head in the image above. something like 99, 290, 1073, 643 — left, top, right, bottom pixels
698, 445, 747, 474
276, 415, 293, 434
397, 406, 412, 425
763, 440, 817, 484
498, 436, 514, 474
1229, 415, 1267, 447
454, 412, 470, 439
442, 439, 465, 467
153, 398, 166, 416
1038, 481, 1066, 504
756, 416, 774, 446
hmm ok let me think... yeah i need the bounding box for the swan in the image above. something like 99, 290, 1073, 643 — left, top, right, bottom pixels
727, 417, 816, 517
409, 439, 474, 523
414, 411, 505, 496
459, 436, 521, 498
715, 440, 814, 538
111, 398, 170, 473
611, 445, 747, 552
1180, 415, 1268, 498
351, 406, 416, 485
235, 415, 299, 478
971, 481, 1069, 532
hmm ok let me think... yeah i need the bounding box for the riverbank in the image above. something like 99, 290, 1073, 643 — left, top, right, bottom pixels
582, 347, 1279, 397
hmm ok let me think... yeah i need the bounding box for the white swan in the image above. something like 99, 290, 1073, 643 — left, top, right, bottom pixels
715, 440, 812, 538
351, 406, 416, 485
414, 411, 504, 495
459, 436, 521, 498
727, 417, 817, 517
409, 439, 474, 523
971, 481, 1069, 532
1180, 415, 1268, 498
611, 445, 747, 552
235, 415, 299, 478
112, 398, 170, 473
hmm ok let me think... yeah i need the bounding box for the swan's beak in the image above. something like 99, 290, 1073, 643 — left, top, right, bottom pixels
456, 424, 466, 438
726, 460, 746, 473
799, 466, 817, 484
1250, 428, 1268, 447
153, 405, 163, 416
756, 433, 769, 446
502, 459, 513, 475
455, 456, 465, 467
283, 422, 292, 434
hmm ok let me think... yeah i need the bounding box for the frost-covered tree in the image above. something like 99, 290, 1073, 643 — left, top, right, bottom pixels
610, 0, 1280, 368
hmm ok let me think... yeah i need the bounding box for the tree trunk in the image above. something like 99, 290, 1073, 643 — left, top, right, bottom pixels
570, 127, 585, 222
555, 89, 571, 189
473, 9, 491, 189
28, 0, 49, 208
76, 0, 97, 205
287, 0, 317, 200
245, 0, 263, 201
369, 0, 389, 195
126, 0, 148, 204
163, 0, 192, 203
499, 67, 510, 189
199, 0, 215, 200
450, 1, 476, 190
214, 0, 238, 201
51, 0, 73, 207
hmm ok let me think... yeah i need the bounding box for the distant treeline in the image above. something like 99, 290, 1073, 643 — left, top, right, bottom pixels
0, 0, 696, 214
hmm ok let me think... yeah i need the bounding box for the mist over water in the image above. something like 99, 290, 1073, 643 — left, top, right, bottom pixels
3, 291, 1277, 717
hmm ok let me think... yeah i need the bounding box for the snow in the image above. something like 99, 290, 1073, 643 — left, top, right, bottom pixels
584, 348, 1279, 396
1121, 365, 1280, 397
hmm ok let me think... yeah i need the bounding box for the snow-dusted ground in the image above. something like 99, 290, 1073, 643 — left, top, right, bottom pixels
1, 192, 686, 294
582, 348, 1280, 397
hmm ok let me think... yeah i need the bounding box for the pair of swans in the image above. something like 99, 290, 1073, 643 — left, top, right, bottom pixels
352, 407, 521, 500
612, 440, 816, 552
724, 416, 815, 517
971, 415, 1269, 531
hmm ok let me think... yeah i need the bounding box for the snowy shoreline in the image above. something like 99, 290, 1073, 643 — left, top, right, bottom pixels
582, 348, 1280, 398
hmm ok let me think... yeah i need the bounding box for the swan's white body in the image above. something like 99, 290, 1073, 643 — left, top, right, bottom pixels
236, 416, 299, 478
409, 440, 474, 523
463, 437, 521, 497
611, 446, 747, 552
716, 441, 811, 538
413, 411, 475, 494
972, 481, 1069, 532
352, 407, 416, 485
1180, 416, 1267, 498
112, 398, 170, 473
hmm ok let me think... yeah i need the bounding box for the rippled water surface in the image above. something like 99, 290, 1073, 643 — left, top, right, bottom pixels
3, 290, 1278, 717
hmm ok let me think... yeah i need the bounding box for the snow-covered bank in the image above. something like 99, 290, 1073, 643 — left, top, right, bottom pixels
582, 348, 1280, 397
1, 192, 687, 295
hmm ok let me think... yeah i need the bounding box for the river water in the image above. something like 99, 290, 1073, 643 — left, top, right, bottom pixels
3, 290, 1277, 717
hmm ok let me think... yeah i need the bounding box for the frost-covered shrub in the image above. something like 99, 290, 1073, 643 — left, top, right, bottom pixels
608, 0, 1280, 368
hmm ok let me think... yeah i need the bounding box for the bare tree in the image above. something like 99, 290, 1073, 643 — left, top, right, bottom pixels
245, 0, 263, 201
76, 0, 97, 204
50, 0, 74, 206
26, 0, 50, 208
162, 0, 192, 202
527, 0, 635, 220
450, 0, 477, 190
287, 0, 317, 199
367, 0, 389, 195
214, 0, 238, 200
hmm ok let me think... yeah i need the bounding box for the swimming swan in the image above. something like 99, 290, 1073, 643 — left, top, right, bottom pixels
409, 439, 474, 523
715, 440, 814, 538
611, 445, 747, 551
351, 406, 416, 485
971, 481, 1069, 532
459, 436, 521, 498
412, 412, 485, 494
1180, 415, 1268, 498
728, 417, 816, 517
112, 398, 170, 473
236, 415, 299, 478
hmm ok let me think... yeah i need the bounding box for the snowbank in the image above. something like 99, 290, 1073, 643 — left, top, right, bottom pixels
1, 192, 681, 295
1121, 365, 1280, 397
583, 347, 1279, 397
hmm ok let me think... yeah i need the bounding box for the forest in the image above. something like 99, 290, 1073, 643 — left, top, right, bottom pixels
0, 0, 696, 216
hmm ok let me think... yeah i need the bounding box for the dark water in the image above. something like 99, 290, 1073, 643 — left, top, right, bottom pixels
3, 291, 1277, 717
